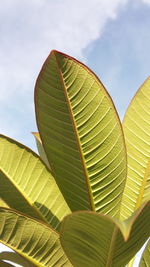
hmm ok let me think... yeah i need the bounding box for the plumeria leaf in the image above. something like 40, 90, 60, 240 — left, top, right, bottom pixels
60, 201, 150, 267
35, 50, 127, 218
0, 208, 72, 267
0, 134, 70, 231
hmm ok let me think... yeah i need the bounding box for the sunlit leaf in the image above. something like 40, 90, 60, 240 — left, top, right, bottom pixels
139, 239, 150, 266
35, 50, 127, 218
32, 132, 51, 170
60, 201, 150, 267
120, 78, 150, 220
0, 134, 70, 231
0, 208, 71, 267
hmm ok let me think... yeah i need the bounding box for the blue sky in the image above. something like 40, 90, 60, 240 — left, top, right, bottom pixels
0, 0, 150, 265
1, 0, 150, 152
87, 0, 150, 117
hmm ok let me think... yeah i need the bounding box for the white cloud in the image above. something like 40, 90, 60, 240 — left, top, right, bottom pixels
0, 0, 127, 100
142, 0, 150, 4
0, 0, 128, 147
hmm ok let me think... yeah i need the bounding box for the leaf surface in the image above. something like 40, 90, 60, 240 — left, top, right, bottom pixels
0, 251, 36, 267
60, 201, 150, 267
0, 208, 71, 267
0, 260, 14, 267
32, 132, 51, 170
139, 240, 150, 267
120, 78, 150, 220
35, 50, 127, 217
0, 134, 70, 231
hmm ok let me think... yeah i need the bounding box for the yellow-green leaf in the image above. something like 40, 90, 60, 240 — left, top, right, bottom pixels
35, 50, 127, 217
0, 208, 71, 267
60, 201, 150, 267
120, 78, 150, 220
0, 134, 70, 231
0, 251, 35, 267
139, 240, 150, 267
32, 132, 51, 170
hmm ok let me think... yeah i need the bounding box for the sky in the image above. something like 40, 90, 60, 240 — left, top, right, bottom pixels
0, 0, 150, 266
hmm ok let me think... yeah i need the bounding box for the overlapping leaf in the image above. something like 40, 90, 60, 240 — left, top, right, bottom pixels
0, 208, 71, 267
60, 201, 150, 267
120, 78, 150, 220
35, 50, 127, 217
139, 239, 150, 266
32, 132, 51, 169
0, 134, 70, 230
0, 260, 14, 267
0, 251, 35, 267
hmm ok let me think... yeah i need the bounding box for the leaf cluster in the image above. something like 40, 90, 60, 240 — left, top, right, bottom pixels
0, 50, 150, 267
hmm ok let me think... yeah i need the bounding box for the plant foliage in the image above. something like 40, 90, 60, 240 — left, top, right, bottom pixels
0, 50, 150, 266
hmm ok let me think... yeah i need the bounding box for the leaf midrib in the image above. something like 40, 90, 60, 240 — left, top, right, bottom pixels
0, 168, 52, 227
54, 52, 95, 211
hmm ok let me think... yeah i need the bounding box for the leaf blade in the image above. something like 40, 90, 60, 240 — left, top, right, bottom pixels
35, 50, 127, 217
0, 134, 71, 231
139, 240, 150, 266
60, 201, 150, 267
32, 132, 51, 170
120, 78, 150, 220
0, 260, 14, 267
0, 251, 36, 267
0, 208, 71, 267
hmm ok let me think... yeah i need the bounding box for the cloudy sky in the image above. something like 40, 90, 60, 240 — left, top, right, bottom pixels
0, 0, 150, 266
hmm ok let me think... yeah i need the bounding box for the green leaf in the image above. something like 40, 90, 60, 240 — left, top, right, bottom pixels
35, 50, 127, 217
0, 260, 14, 267
139, 240, 150, 266
0, 208, 71, 267
120, 78, 150, 220
32, 132, 51, 170
60, 201, 150, 267
0, 251, 36, 267
0, 134, 71, 231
